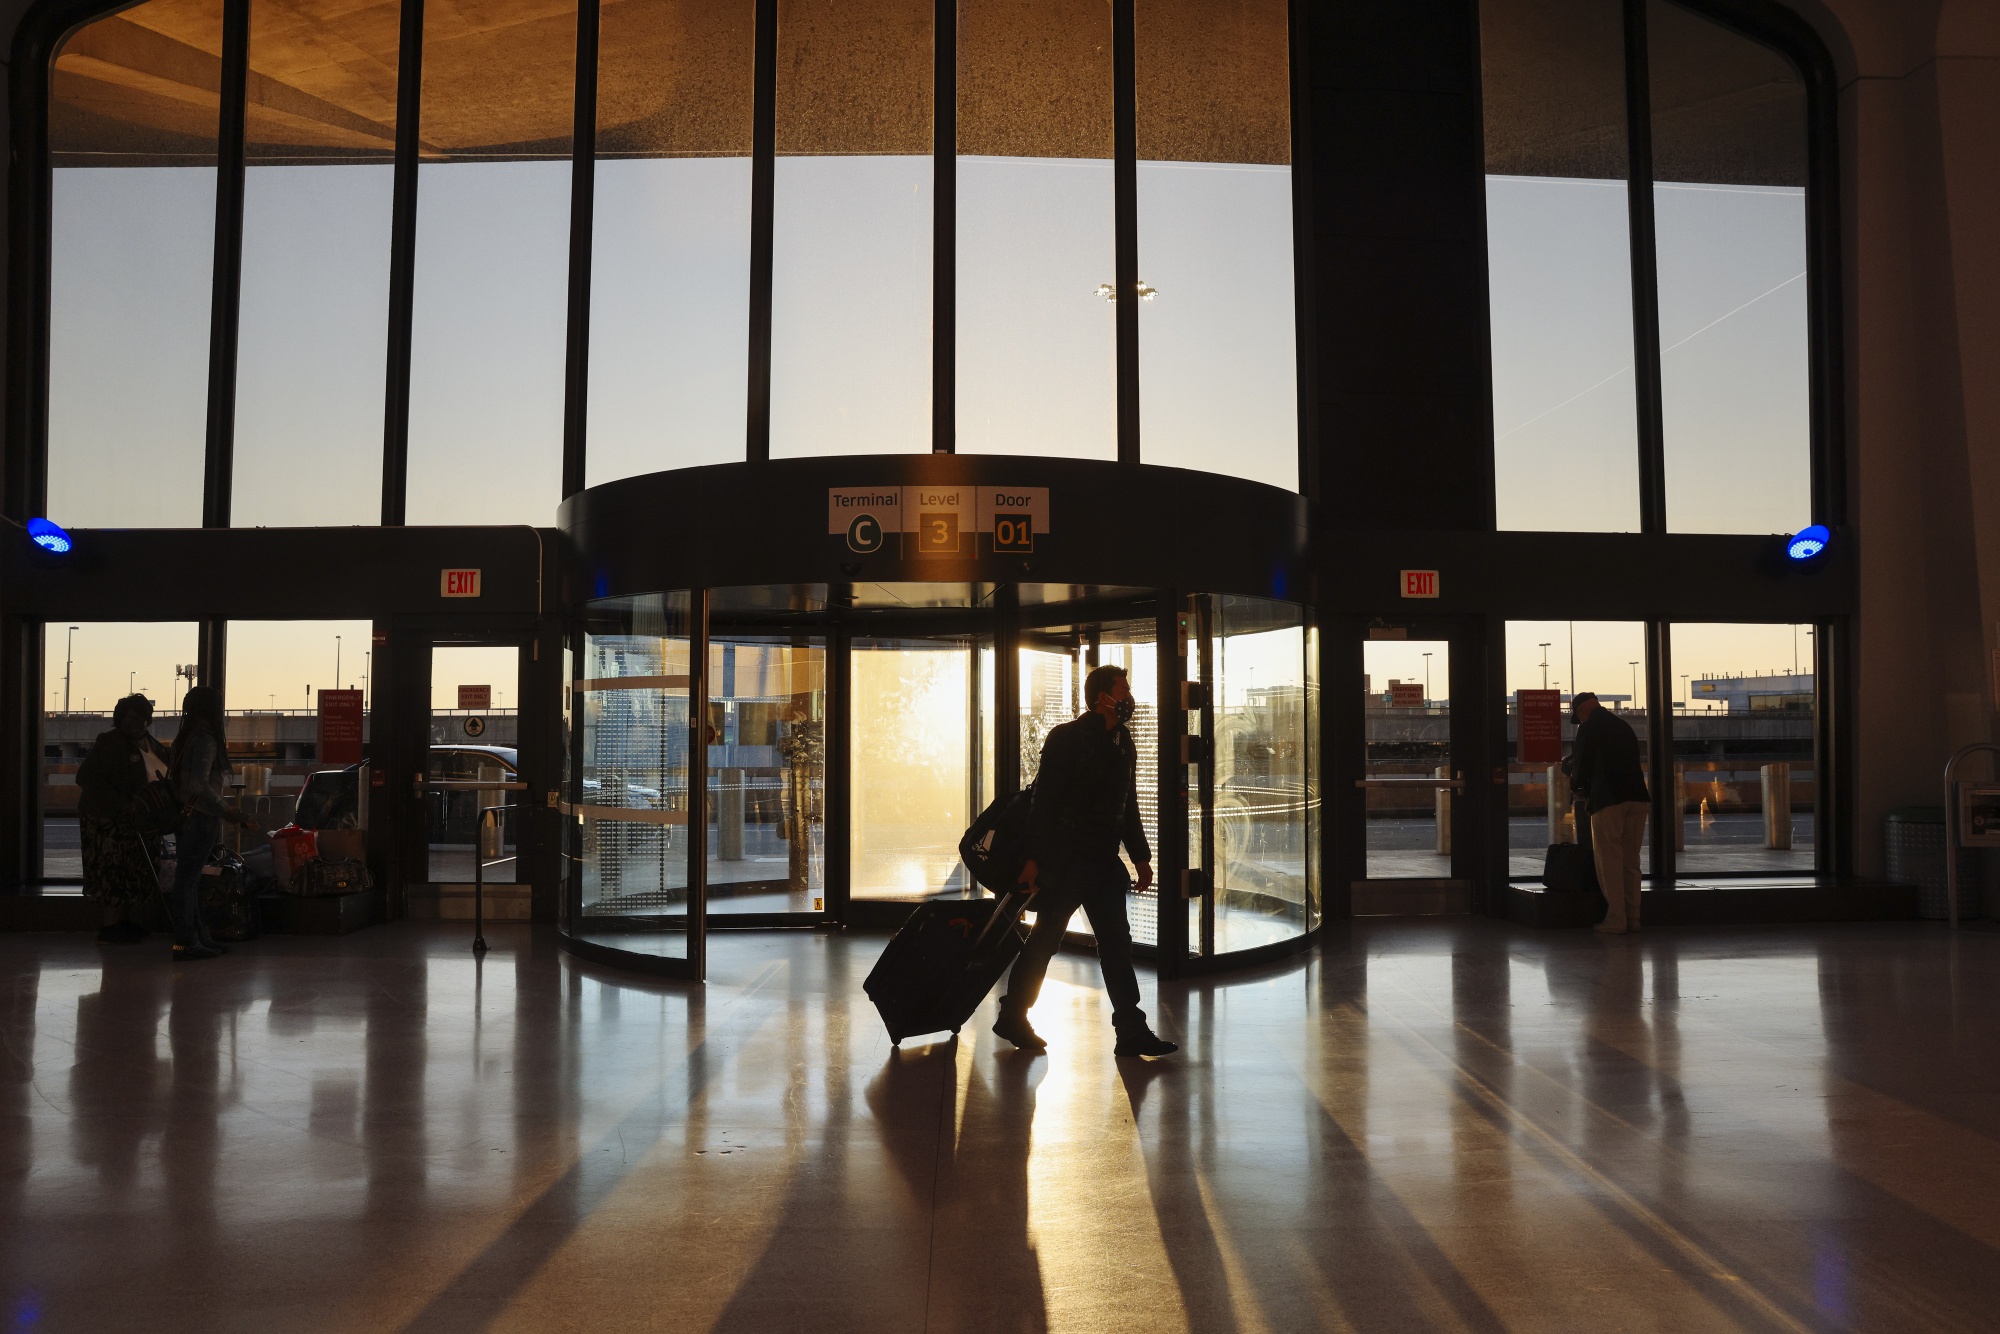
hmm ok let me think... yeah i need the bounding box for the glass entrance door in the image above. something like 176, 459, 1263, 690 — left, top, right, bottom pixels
1362, 637, 1453, 880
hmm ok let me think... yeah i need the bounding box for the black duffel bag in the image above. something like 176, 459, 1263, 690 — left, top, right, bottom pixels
958, 782, 1036, 894
1542, 842, 1606, 923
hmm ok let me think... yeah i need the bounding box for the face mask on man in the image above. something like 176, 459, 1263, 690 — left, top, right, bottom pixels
1114, 695, 1136, 725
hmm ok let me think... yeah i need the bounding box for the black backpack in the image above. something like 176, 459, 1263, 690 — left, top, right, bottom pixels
958, 783, 1036, 894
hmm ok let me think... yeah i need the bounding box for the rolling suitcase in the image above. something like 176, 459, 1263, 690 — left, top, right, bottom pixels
865, 891, 1031, 1044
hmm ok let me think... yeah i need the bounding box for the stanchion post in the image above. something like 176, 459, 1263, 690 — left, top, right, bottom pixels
473, 805, 489, 954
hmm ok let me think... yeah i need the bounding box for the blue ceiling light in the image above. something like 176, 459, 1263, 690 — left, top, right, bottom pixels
26, 517, 72, 555
1786, 524, 1830, 562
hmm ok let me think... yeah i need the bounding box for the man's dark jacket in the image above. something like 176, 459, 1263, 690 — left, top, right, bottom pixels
1570, 707, 1650, 810
1025, 713, 1151, 868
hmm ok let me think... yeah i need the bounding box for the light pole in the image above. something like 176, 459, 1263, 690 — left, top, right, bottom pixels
336, 635, 342, 690
128, 671, 135, 695
1422, 651, 1432, 704
1539, 643, 1551, 690
363, 650, 371, 710
1629, 661, 1639, 710
1680, 673, 1689, 711
63, 626, 78, 713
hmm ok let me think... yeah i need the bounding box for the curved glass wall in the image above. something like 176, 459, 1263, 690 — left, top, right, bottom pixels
576, 592, 695, 956
1134, 0, 1297, 490
571, 582, 1317, 968
1191, 596, 1318, 955
587, 0, 755, 484
955, 0, 1115, 460
769, 0, 934, 458
38, 0, 1335, 522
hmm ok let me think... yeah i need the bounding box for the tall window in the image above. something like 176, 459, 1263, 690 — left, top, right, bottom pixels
587, 0, 755, 485
1481, 0, 1640, 531
46, 0, 222, 528
1650, 3, 1810, 535
232, 0, 398, 527
404, 0, 576, 525
768, 0, 934, 458
1479, 0, 1815, 535
955, 0, 1115, 460
1135, 0, 1297, 489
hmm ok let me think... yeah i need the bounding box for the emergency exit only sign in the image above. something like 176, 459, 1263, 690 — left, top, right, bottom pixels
1401, 569, 1439, 598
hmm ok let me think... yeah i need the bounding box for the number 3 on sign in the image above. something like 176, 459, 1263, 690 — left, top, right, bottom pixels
993, 513, 1034, 554
917, 511, 959, 554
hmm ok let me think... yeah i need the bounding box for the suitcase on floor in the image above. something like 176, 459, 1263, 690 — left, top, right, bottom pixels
865, 891, 1031, 1044
1542, 843, 1605, 921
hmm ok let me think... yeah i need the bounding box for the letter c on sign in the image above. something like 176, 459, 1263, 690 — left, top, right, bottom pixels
847, 514, 883, 553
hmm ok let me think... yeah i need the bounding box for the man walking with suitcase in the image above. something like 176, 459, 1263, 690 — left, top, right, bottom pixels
993, 665, 1178, 1058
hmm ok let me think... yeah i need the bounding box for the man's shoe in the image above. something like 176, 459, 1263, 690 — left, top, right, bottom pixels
1114, 1026, 1178, 1059
1593, 922, 1626, 934
993, 1007, 1047, 1052
198, 939, 232, 955
172, 944, 221, 962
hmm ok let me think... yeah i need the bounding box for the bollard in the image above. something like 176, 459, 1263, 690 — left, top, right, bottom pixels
719, 767, 746, 861
1761, 762, 1792, 849
1547, 765, 1572, 845
1434, 765, 1452, 855
473, 807, 490, 954
1675, 764, 1686, 850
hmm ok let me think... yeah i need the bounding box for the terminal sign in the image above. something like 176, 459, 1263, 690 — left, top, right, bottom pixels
826, 486, 1051, 556
1401, 569, 1439, 599
441, 568, 482, 598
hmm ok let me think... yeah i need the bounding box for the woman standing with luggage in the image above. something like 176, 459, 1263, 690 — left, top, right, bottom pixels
165, 686, 255, 961
75, 693, 169, 943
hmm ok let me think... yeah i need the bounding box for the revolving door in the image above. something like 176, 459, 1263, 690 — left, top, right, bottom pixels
555, 455, 1319, 981
561, 583, 1318, 979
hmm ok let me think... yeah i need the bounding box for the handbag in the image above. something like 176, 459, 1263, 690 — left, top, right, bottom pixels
130, 777, 190, 836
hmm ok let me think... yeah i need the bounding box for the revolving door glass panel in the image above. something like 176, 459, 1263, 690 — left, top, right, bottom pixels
577, 592, 696, 957
1018, 612, 1162, 949
706, 633, 828, 914
851, 637, 976, 901
1190, 596, 1319, 957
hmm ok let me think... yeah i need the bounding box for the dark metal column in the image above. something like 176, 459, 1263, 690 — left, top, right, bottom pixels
380, 0, 428, 525
1623, 0, 1667, 535
746, 0, 778, 462
931, 0, 956, 454
824, 605, 852, 919
560, 0, 601, 500
200, 0, 251, 529
994, 584, 1021, 800
1111, 0, 1140, 464
689, 588, 710, 979
1646, 618, 1676, 888
1154, 589, 1186, 976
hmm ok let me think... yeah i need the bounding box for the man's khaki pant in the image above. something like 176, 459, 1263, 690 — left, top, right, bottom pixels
1590, 800, 1650, 930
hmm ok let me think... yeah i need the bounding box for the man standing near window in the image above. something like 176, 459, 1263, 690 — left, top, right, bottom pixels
1570, 692, 1651, 934
993, 664, 1178, 1059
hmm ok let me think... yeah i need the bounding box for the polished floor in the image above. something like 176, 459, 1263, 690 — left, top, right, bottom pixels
3, 917, 1998, 1331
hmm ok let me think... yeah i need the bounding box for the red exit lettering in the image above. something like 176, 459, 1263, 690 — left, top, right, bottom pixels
1401, 569, 1439, 599
441, 568, 482, 598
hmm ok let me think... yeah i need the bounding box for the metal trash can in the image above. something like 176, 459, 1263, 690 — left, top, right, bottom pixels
1886, 806, 1983, 920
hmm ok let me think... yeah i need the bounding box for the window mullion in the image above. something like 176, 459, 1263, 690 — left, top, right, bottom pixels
380, 0, 427, 525
746, 0, 778, 463
932, 0, 956, 454
1623, 0, 1667, 534
201, 0, 251, 530
1112, 0, 1139, 465
562, 0, 601, 499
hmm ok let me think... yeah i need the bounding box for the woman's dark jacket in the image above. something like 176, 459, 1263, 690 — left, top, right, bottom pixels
75, 729, 162, 824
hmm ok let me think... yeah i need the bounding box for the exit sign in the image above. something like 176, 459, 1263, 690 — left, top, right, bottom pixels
458, 684, 491, 710
441, 568, 482, 598
1401, 569, 1439, 599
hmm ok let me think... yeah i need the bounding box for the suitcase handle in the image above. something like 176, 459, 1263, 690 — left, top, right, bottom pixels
967, 889, 1026, 957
